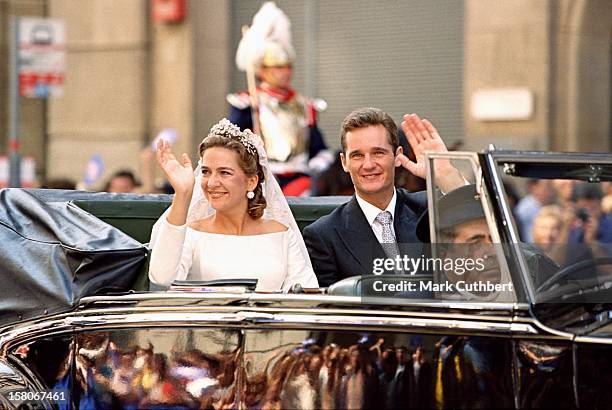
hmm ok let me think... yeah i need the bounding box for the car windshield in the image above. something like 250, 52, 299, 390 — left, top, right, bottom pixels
424, 155, 518, 303
496, 158, 612, 303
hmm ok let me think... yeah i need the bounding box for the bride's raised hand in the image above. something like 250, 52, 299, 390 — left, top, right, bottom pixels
156, 139, 194, 195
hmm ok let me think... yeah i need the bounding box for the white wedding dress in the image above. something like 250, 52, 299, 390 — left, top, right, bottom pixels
149, 218, 318, 292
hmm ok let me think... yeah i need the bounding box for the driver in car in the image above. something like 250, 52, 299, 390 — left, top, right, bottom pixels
417, 185, 558, 301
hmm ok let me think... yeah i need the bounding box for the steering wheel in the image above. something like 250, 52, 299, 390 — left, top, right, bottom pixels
536, 256, 612, 293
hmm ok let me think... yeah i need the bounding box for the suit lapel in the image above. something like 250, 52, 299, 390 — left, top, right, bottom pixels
335, 197, 385, 273
394, 204, 412, 243
394, 192, 424, 257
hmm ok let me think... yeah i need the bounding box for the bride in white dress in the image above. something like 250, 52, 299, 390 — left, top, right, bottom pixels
148, 119, 318, 292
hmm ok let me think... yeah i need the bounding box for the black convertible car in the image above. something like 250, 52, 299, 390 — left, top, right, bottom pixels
0, 148, 611, 409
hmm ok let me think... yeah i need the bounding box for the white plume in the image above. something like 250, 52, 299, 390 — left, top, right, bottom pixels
235, 1, 295, 71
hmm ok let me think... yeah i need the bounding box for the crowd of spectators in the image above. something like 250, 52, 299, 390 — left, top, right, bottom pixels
511, 179, 612, 275
525, 180, 612, 246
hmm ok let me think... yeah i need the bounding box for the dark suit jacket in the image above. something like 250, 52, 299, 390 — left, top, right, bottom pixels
303, 189, 428, 287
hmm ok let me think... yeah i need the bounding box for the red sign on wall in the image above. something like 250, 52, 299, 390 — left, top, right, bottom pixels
18, 17, 65, 98
152, 0, 186, 23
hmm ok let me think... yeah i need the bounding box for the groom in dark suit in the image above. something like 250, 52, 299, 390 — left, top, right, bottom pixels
303, 107, 464, 287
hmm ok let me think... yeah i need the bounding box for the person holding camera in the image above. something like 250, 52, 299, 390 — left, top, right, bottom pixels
567, 183, 610, 245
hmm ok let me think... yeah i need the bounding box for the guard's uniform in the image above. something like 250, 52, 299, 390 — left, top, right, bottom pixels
227, 87, 331, 195
232, 1, 333, 195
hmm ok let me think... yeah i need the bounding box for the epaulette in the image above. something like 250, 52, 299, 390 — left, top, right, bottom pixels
305, 97, 327, 127
226, 92, 251, 110
310, 98, 328, 113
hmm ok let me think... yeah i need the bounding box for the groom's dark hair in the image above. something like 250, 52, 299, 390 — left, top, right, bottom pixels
340, 107, 399, 153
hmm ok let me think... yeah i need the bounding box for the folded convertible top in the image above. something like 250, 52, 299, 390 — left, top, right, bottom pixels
0, 189, 147, 327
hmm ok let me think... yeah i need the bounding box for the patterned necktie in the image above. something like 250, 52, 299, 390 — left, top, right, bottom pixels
376, 211, 401, 266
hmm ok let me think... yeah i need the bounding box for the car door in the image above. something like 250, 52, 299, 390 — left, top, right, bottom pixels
241, 296, 520, 409
1, 298, 246, 409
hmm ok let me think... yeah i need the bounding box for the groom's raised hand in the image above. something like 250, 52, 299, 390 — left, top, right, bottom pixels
397, 113, 465, 193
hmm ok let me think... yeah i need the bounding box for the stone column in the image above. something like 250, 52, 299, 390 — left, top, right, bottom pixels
464, 0, 551, 151
550, 0, 611, 152
48, 0, 148, 188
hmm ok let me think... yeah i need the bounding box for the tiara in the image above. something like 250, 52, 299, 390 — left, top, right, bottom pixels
207, 118, 257, 156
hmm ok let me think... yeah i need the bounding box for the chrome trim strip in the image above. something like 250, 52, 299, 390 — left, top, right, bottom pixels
527, 317, 578, 340
65, 312, 540, 335
574, 335, 612, 345
426, 154, 437, 243
65, 311, 271, 326
248, 294, 523, 310
484, 152, 522, 244
79, 291, 528, 312
509, 323, 541, 334
57, 310, 603, 343
259, 313, 541, 335
490, 151, 612, 164
63, 305, 521, 323
79, 292, 253, 303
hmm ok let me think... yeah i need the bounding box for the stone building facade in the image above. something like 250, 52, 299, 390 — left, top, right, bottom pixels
0, 0, 609, 187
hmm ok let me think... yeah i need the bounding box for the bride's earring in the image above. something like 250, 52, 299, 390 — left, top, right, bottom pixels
246, 191, 255, 199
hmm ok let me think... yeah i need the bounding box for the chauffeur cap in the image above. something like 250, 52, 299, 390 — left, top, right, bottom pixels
417, 184, 484, 242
